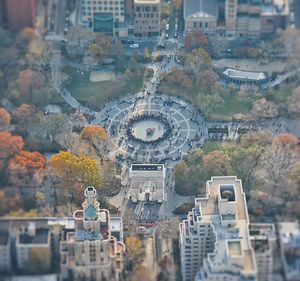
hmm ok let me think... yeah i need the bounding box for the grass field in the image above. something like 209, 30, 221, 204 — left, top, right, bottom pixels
63, 66, 148, 108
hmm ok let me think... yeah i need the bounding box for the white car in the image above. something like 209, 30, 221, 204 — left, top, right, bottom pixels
130, 43, 139, 48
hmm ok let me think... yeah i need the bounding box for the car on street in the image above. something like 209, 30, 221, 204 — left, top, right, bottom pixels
157, 43, 166, 49
130, 43, 139, 48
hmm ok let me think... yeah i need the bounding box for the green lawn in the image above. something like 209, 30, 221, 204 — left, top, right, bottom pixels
63, 66, 146, 108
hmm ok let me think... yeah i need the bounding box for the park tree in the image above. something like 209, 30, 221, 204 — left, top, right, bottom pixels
14, 103, 36, 133
125, 235, 145, 265
80, 125, 109, 157
15, 69, 45, 102
240, 130, 272, 148
25, 247, 51, 274
0, 107, 11, 130
251, 98, 278, 119
0, 131, 24, 169
8, 150, 46, 187
144, 47, 151, 61
184, 30, 208, 50
287, 86, 300, 117
277, 27, 300, 67
130, 265, 151, 281
80, 125, 107, 142
37, 113, 72, 144
263, 133, 298, 184
49, 151, 102, 189
88, 33, 113, 63
164, 68, 193, 90
203, 150, 233, 179
195, 71, 219, 93
184, 48, 211, 73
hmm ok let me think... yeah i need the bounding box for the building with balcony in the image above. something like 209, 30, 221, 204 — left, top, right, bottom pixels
278, 221, 300, 281
179, 176, 257, 281
127, 164, 165, 203
60, 186, 125, 281
249, 223, 276, 281
133, 0, 160, 37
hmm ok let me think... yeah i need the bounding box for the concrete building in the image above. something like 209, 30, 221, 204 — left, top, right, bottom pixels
183, 0, 218, 34
0, 229, 11, 272
60, 186, 125, 281
278, 222, 300, 281
179, 176, 257, 281
0, 0, 37, 31
127, 164, 165, 203
249, 223, 276, 281
16, 222, 51, 270
81, 0, 127, 36
261, 0, 289, 36
133, 0, 160, 37
183, 0, 290, 39
222, 68, 267, 86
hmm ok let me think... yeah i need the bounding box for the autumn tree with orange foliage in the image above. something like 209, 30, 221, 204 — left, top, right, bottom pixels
0, 107, 11, 129
49, 151, 102, 203
184, 30, 208, 50
0, 131, 24, 175
80, 125, 107, 142
8, 150, 46, 187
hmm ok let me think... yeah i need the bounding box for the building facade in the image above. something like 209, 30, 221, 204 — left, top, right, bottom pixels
183, 0, 290, 39
183, 0, 218, 34
127, 164, 165, 203
278, 222, 300, 281
249, 223, 276, 281
133, 0, 160, 37
0, 0, 37, 31
60, 186, 125, 281
16, 222, 51, 270
81, 0, 127, 36
0, 229, 11, 272
179, 176, 257, 281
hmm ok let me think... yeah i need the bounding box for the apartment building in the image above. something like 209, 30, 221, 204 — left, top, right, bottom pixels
179, 176, 257, 281
0, 0, 37, 31
249, 223, 276, 281
133, 0, 160, 37
16, 222, 51, 270
0, 229, 11, 272
184, 0, 289, 39
278, 222, 300, 281
81, 0, 126, 35
60, 186, 125, 281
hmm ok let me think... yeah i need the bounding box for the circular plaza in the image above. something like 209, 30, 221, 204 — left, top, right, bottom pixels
93, 93, 208, 164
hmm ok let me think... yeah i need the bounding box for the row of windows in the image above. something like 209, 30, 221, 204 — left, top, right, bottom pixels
84, 0, 124, 4
135, 13, 159, 18
135, 6, 157, 12
135, 20, 159, 24
83, 6, 124, 10
83, 11, 124, 16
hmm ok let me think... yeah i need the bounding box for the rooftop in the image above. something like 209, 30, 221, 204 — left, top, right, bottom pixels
193, 177, 256, 275
19, 228, 49, 245
223, 68, 266, 81
184, 0, 218, 19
